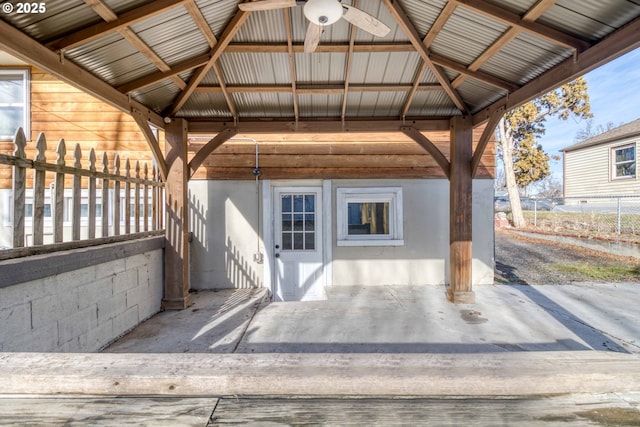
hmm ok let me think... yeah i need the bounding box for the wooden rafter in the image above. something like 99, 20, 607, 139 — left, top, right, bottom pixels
0, 18, 165, 128
225, 43, 416, 53
451, 0, 557, 88
82, 0, 186, 90
454, 0, 590, 52
429, 53, 519, 92
194, 83, 442, 94
168, 10, 251, 116
423, 1, 458, 48
48, 0, 189, 51
472, 16, 640, 126
117, 54, 211, 94
382, 0, 468, 114
341, 0, 359, 120
400, 61, 429, 119
284, 8, 300, 121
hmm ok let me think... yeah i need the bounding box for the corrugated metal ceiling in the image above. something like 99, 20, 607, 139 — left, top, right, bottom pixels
1, 0, 639, 121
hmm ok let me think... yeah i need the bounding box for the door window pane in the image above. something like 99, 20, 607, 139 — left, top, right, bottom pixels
280, 193, 316, 251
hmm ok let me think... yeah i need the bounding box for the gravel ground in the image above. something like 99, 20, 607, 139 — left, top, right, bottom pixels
495, 228, 640, 285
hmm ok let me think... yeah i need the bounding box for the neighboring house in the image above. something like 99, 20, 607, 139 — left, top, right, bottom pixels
0, 53, 158, 247
562, 119, 640, 199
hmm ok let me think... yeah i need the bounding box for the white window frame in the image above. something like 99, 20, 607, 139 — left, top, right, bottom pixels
336, 187, 404, 247
0, 69, 30, 140
611, 143, 636, 180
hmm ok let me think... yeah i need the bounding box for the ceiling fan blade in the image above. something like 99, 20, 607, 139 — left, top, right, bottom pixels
238, 0, 297, 12
342, 4, 391, 38
304, 23, 323, 53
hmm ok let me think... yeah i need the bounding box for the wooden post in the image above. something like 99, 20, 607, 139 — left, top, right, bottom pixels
163, 118, 191, 310
448, 115, 475, 303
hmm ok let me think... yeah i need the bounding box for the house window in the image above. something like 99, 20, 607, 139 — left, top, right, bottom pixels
337, 187, 403, 246
0, 69, 30, 140
612, 144, 636, 179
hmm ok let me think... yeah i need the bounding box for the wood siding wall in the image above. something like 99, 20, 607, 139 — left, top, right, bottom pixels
564, 137, 640, 198
0, 67, 156, 189
189, 128, 495, 180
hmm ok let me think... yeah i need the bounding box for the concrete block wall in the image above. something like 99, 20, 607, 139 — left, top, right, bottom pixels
0, 236, 164, 352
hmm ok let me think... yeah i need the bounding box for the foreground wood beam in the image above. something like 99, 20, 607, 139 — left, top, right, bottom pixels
188, 119, 452, 134
472, 16, 640, 126
448, 115, 474, 303
0, 19, 165, 129
163, 119, 191, 310
131, 109, 168, 181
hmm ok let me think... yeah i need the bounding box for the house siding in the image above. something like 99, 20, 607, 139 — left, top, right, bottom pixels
564, 136, 640, 198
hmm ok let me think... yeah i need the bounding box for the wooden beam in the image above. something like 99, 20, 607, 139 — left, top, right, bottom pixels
472, 15, 640, 126
168, 10, 250, 116
184, 0, 218, 47
117, 54, 211, 94
131, 109, 168, 181
382, 0, 469, 114
429, 53, 519, 92
189, 119, 452, 134
423, 1, 458, 48
0, 19, 165, 128
188, 128, 238, 178
48, 0, 189, 51
341, 1, 359, 121
451, 0, 557, 88
284, 8, 300, 121
401, 61, 430, 119
448, 115, 474, 303
163, 119, 191, 310
401, 126, 450, 178
455, 0, 590, 51
195, 83, 441, 94
224, 42, 416, 53
471, 106, 503, 177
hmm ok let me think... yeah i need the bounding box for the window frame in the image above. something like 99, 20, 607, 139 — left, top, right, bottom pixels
611, 143, 636, 180
336, 187, 404, 247
0, 68, 30, 141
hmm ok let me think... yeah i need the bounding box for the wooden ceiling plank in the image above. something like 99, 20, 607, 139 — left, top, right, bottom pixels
456, 0, 590, 51
48, 0, 189, 51
423, 1, 457, 48
472, 16, 640, 126
284, 8, 300, 121
0, 18, 165, 128
168, 10, 251, 116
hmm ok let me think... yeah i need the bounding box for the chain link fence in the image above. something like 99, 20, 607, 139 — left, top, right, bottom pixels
495, 195, 640, 243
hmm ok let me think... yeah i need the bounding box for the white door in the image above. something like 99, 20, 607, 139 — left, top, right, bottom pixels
273, 187, 325, 302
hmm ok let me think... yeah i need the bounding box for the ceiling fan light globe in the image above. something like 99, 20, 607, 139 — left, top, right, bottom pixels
303, 0, 343, 26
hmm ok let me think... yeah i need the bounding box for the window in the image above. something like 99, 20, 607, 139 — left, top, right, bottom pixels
337, 187, 403, 246
612, 144, 636, 179
0, 69, 29, 140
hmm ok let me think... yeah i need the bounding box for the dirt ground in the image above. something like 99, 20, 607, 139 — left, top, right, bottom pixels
495, 228, 640, 285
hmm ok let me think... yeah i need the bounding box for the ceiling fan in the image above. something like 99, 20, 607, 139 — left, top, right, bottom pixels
238, 0, 391, 52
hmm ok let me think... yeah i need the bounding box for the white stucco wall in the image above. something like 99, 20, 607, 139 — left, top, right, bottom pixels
189, 180, 264, 290
188, 178, 494, 291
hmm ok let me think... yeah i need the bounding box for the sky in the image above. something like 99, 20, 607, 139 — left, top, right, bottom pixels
533, 47, 640, 180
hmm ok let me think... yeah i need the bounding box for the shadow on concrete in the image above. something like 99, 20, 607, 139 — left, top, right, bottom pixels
496, 261, 629, 354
